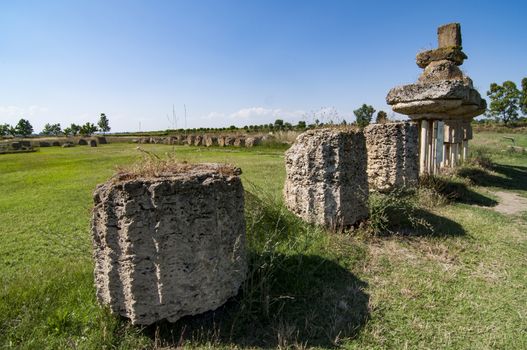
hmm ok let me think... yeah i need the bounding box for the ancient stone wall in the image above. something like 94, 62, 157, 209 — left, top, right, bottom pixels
283, 128, 368, 229
364, 122, 419, 192
91, 164, 247, 325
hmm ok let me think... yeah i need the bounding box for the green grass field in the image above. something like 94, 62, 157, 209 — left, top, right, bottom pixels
1, 131, 526, 349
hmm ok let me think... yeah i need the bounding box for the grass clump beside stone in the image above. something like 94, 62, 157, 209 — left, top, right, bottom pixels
366, 188, 433, 236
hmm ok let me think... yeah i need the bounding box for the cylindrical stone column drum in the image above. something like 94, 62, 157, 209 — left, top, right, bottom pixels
91, 164, 247, 325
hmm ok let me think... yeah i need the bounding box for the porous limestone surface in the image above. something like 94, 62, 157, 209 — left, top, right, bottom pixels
364, 122, 419, 192
418, 60, 464, 83
438, 23, 462, 48
91, 164, 247, 325
193, 135, 203, 146
386, 80, 486, 119
245, 136, 261, 147
416, 46, 467, 68
283, 128, 368, 229
204, 135, 218, 147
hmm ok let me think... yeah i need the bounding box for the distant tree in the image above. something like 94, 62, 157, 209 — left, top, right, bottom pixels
79, 122, 98, 136
297, 121, 306, 130
284, 122, 292, 130
14, 119, 34, 137
0, 124, 11, 136
41, 123, 62, 136
274, 119, 284, 130
487, 81, 522, 124
376, 111, 388, 124
521, 77, 527, 115
97, 113, 111, 134
64, 123, 81, 136
229, 125, 236, 130
353, 104, 376, 127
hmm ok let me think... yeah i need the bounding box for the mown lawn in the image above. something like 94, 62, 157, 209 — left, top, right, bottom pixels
0, 133, 526, 349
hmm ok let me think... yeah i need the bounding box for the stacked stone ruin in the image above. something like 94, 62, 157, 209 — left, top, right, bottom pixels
386, 23, 486, 174
91, 163, 247, 325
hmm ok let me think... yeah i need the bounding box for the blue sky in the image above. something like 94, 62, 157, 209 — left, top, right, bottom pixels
1, 0, 526, 132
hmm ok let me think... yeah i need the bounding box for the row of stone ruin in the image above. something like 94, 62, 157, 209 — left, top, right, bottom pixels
18, 136, 108, 148
284, 122, 419, 229
133, 134, 268, 147
0, 140, 35, 153
90, 121, 418, 325
91, 22, 488, 328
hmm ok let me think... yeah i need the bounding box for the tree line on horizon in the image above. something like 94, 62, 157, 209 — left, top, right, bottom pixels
0, 113, 110, 138
1, 78, 526, 138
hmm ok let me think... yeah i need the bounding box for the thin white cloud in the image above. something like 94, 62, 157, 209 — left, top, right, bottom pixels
0, 105, 49, 119
229, 107, 305, 123
204, 111, 226, 120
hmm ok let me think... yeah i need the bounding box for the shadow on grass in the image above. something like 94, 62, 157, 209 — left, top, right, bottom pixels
409, 209, 466, 237
420, 174, 498, 207
143, 254, 369, 348
457, 164, 527, 192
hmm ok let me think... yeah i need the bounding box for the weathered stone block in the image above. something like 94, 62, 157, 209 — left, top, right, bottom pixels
194, 135, 203, 146
245, 136, 261, 147
416, 47, 467, 68
438, 23, 461, 48
233, 137, 245, 147
204, 136, 218, 147
224, 136, 235, 146
91, 164, 247, 325
284, 128, 368, 229
418, 60, 464, 83
364, 122, 419, 192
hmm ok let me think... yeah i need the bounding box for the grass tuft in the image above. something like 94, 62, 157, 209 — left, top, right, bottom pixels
365, 188, 433, 236
114, 147, 241, 181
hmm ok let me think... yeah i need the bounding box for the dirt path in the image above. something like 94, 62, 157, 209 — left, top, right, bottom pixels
492, 191, 527, 215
